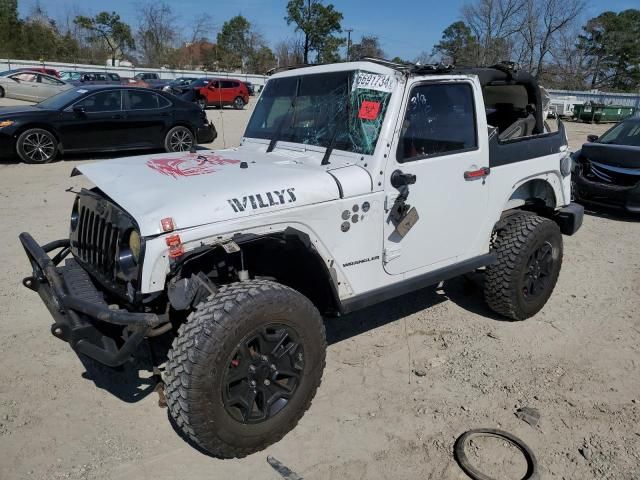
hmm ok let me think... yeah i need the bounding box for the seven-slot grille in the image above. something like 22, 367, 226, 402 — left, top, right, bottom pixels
75, 204, 120, 280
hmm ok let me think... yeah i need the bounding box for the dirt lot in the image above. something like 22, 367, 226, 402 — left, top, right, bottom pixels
0, 97, 638, 480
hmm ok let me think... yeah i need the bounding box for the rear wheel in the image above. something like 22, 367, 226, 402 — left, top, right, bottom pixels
164, 126, 194, 152
165, 280, 326, 458
0, 86, 5, 98
484, 212, 563, 320
16, 128, 58, 164
233, 96, 245, 110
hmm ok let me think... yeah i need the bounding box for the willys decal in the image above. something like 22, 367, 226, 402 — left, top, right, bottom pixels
146, 153, 240, 178
228, 188, 297, 213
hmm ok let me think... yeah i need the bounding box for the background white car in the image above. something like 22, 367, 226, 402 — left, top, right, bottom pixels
0, 71, 72, 102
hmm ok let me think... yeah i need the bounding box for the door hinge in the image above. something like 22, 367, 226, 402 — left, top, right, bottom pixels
384, 193, 399, 212
383, 247, 401, 263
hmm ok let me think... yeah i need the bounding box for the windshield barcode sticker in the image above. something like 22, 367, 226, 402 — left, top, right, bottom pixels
354, 72, 395, 93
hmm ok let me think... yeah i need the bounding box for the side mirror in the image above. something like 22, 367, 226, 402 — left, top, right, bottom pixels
587, 134, 599, 142
73, 105, 86, 115
391, 170, 417, 188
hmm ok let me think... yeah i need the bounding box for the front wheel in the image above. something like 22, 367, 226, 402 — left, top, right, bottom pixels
233, 96, 245, 110
164, 126, 194, 152
16, 128, 58, 164
484, 212, 563, 320
0, 86, 5, 98
165, 280, 326, 458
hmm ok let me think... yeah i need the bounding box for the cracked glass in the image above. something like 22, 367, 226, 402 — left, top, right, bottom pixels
245, 70, 393, 155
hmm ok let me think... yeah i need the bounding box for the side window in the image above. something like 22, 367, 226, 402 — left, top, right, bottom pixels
40, 75, 62, 85
221, 80, 235, 88
95, 73, 107, 81
398, 83, 477, 162
13, 73, 37, 82
128, 90, 159, 110
108, 74, 120, 81
157, 94, 172, 108
209, 80, 220, 89
75, 91, 122, 112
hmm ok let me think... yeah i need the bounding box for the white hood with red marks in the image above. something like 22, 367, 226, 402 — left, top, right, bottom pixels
75, 146, 368, 236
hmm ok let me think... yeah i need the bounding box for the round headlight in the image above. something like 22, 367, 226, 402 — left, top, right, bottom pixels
70, 197, 80, 232
129, 230, 141, 263
560, 154, 572, 177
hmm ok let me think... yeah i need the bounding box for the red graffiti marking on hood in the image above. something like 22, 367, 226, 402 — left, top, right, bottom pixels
146, 153, 241, 178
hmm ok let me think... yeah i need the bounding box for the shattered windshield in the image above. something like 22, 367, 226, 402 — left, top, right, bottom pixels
244, 70, 394, 155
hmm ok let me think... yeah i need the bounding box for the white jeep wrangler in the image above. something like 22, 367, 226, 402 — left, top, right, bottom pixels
20, 60, 583, 458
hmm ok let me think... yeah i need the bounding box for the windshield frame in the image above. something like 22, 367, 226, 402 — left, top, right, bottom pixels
243, 69, 396, 157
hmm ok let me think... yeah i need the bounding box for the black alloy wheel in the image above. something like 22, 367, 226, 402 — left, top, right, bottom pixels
165, 126, 194, 152
223, 324, 304, 424
522, 241, 554, 300
16, 128, 58, 164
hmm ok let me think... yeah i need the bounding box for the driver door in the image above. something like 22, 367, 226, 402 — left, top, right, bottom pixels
58, 90, 127, 150
383, 80, 489, 275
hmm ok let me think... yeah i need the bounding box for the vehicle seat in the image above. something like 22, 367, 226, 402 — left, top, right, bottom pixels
498, 114, 536, 141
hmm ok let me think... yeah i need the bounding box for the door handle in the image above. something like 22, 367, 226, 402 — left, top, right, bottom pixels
464, 167, 490, 180
391, 170, 417, 188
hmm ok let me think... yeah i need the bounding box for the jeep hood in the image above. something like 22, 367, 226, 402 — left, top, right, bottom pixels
74, 148, 371, 236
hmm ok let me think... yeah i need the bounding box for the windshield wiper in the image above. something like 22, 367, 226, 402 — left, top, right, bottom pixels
267, 78, 301, 153
321, 76, 351, 165
321, 106, 347, 165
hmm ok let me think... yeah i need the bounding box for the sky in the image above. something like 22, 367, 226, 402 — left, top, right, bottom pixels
20, 0, 640, 61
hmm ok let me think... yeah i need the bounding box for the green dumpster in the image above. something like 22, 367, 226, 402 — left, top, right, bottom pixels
573, 103, 636, 123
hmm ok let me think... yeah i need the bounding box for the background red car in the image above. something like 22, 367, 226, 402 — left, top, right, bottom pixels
193, 78, 249, 110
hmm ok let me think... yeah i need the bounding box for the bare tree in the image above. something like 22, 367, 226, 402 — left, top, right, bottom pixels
546, 25, 589, 89
532, 0, 584, 78
462, 0, 527, 65
275, 37, 304, 68
136, 1, 178, 67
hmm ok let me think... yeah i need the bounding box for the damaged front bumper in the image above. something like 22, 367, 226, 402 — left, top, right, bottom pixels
19, 232, 164, 367
572, 167, 640, 213
197, 120, 217, 144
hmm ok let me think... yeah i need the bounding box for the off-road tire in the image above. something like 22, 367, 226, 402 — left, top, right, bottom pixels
484, 212, 563, 320
16, 128, 58, 164
164, 279, 326, 458
233, 96, 245, 110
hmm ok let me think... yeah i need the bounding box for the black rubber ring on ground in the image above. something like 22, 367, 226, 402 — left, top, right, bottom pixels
453, 428, 539, 480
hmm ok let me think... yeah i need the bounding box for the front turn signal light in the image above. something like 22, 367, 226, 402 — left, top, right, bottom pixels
166, 234, 184, 259
0, 120, 15, 128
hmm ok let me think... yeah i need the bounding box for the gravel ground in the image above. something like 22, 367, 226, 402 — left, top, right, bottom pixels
0, 96, 638, 480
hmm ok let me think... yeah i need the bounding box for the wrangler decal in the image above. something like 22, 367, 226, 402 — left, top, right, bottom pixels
342, 255, 380, 268
228, 188, 296, 213
146, 153, 240, 178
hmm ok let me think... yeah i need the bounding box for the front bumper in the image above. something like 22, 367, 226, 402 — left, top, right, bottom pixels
572, 169, 640, 213
554, 202, 584, 235
0, 131, 16, 158
19, 232, 163, 367
197, 121, 217, 144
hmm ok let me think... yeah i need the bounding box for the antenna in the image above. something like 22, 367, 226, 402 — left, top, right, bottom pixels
345, 28, 353, 61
